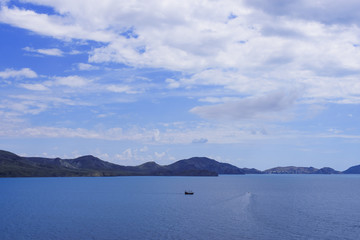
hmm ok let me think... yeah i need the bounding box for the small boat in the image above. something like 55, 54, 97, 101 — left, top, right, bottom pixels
185, 191, 194, 195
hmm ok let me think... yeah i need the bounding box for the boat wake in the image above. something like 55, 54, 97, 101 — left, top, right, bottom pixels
242, 192, 252, 206
211, 192, 253, 210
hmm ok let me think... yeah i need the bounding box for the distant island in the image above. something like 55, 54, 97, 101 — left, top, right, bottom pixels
0, 150, 359, 177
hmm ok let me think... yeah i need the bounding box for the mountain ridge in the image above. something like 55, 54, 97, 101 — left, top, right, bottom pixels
0, 150, 358, 177
342, 164, 360, 174
263, 166, 340, 174
0, 151, 233, 177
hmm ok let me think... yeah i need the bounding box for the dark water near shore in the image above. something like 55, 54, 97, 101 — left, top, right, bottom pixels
1, 175, 360, 240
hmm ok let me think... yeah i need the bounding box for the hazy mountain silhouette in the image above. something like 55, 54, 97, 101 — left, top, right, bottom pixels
1, 150, 357, 177
263, 166, 339, 174
0, 150, 240, 177
343, 164, 360, 174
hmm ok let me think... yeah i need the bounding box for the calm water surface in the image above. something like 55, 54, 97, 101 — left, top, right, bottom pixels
1, 175, 360, 240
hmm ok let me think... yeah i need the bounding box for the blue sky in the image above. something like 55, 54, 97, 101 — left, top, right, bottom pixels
1, 0, 360, 170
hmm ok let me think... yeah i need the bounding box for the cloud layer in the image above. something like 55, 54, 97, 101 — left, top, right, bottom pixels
190, 90, 300, 121
0, 68, 38, 79
1, 0, 359, 105
1, 1, 360, 168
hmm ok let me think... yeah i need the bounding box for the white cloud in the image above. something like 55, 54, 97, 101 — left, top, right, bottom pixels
106, 84, 139, 94
152, 129, 160, 142
113, 147, 172, 165
117, 148, 133, 160
154, 151, 166, 158
20, 83, 49, 91
96, 113, 114, 118
76, 63, 99, 71
0, 5, 114, 41
198, 97, 242, 103
140, 146, 148, 152
165, 78, 180, 89
0, 99, 47, 115
53, 75, 89, 87
69, 50, 81, 55
328, 128, 342, 134
0, 68, 37, 79
23, 46, 64, 56
0, 94, 79, 115
0, 118, 247, 145
1, 1, 360, 104
1, 115, 358, 148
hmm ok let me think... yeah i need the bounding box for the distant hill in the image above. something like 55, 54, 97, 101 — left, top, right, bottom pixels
0, 150, 130, 177
264, 166, 317, 174
165, 157, 245, 175
2, 149, 358, 177
315, 167, 340, 174
240, 168, 263, 174
342, 165, 360, 174
0, 150, 243, 177
264, 166, 340, 174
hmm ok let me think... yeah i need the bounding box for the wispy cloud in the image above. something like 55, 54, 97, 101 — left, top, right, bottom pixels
0, 94, 80, 115
76, 63, 99, 71
0, 68, 37, 79
52, 75, 89, 88
23, 46, 64, 56
19, 83, 49, 91
165, 78, 180, 89
0, 119, 340, 145
106, 84, 140, 94
0, 98, 47, 115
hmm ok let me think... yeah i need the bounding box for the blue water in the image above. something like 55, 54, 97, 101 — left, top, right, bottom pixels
1, 175, 360, 240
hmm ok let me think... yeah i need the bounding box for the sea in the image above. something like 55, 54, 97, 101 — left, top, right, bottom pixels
1, 175, 360, 240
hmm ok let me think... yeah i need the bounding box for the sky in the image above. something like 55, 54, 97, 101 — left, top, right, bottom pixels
1, 0, 360, 170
